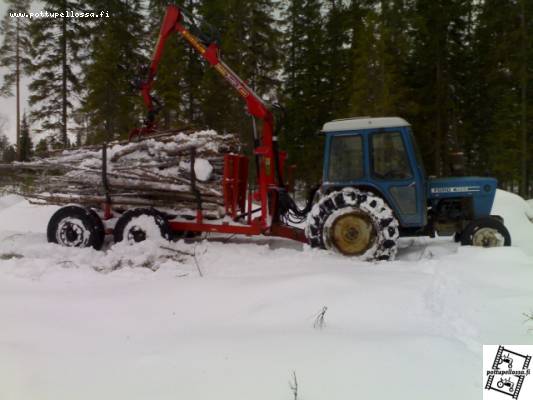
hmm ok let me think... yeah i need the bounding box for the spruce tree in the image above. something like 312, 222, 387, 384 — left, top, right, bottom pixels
282, 0, 327, 183
322, 0, 351, 121
466, 0, 532, 189
145, 0, 205, 130
34, 138, 49, 157
19, 113, 33, 161
81, 0, 146, 143
0, 0, 32, 161
197, 0, 282, 152
408, 0, 473, 176
27, 0, 87, 148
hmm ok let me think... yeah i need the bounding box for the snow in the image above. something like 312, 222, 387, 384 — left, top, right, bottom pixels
179, 157, 214, 182
0, 190, 532, 399
492, 189, 533, 255
322, 117, 410, 132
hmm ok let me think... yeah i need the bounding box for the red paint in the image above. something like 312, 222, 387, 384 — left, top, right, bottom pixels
128, 5, 307, 245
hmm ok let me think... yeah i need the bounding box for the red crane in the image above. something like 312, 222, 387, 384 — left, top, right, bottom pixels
131, 4, 307, 242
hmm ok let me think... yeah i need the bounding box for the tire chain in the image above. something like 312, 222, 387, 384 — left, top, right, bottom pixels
305, 188, 400, 260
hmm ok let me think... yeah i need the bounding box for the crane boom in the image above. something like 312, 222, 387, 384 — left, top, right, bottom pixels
135, 4, 284, 229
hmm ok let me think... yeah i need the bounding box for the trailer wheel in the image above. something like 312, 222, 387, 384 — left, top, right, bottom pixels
305, 188, 399, 260
47, 205, 105, 250
460, 217, 511, 247
87, 208, 106, 246
113, 208, 171, 244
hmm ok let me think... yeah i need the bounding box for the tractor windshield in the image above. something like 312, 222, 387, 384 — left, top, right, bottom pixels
328, 135, 364, 182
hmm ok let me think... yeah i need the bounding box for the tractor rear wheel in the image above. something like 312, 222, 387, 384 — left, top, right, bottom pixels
113, 208, 171, 244
47, 205, 105, 250
460, 217, 511, 248
305, 188, 399, 260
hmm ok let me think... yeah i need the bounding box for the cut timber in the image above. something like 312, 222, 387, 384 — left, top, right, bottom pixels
0, 129, 241, 217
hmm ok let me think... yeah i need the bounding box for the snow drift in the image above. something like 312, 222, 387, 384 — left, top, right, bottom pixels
0, 189, 532, 400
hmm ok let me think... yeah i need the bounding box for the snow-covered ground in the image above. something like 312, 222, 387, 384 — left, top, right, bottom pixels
0, 190, 532, 400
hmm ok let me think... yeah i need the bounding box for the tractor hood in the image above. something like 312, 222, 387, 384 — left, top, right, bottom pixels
428, 177, 498, 218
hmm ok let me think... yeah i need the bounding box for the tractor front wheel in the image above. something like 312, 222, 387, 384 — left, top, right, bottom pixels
305, 188, 399, 260
460, 218, 511, 248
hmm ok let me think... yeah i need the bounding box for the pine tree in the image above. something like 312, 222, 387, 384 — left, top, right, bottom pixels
27, 0, 87, 147
19, 113, 33, 161
81, 0, 146, 143
0, 0, 32, 161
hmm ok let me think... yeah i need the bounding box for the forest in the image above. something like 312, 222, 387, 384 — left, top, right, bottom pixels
0, 0, 532, 197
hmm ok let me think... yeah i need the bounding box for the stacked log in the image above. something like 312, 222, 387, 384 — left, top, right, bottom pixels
0, 129, 241, 217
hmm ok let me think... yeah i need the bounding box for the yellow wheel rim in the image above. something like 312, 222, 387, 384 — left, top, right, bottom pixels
330, 211, 376, 256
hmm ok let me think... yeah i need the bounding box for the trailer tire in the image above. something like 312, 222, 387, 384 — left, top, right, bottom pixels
113, 208, 171, 244
460, 217, 511, 247
305, 188, 399, 260
87, 208, 106, 246
47, 205, 105, 250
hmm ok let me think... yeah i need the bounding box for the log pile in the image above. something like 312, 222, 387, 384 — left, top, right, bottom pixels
0, 129, 241, 217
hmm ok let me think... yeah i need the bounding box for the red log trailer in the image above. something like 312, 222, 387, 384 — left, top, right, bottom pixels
47, 4, 311, 250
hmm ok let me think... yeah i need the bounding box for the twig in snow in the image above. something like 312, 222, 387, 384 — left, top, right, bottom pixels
57, 260, 78, 268
221, 233, 236, 244
289, 371, 298, 400
523, 311, 533, 333
0, 252, 23, 260
159, 245, 194, 257
192, 242, 206, 277
313, 306, 328, 329
1, 233, 24, 242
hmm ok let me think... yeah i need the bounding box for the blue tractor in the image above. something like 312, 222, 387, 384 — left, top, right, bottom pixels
304, 117, 511, 260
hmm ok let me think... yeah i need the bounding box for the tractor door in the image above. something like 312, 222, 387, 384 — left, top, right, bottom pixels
370, 128, 426, 227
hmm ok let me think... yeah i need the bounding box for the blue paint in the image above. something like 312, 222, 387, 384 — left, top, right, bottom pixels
321, 126, 497, 228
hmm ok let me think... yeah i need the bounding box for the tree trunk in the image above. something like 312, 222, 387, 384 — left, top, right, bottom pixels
435, 54, 443, 176
15, 18, 21, 161
519, 0, 528, 197
61, 10, 68, 148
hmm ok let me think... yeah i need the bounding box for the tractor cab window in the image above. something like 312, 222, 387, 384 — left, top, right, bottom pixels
371, 131, 412, 180
328, 135, 364, 182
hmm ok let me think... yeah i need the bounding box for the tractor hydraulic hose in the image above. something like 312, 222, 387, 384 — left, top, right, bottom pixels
273, 138, 284, 188
278, 184, 320, 219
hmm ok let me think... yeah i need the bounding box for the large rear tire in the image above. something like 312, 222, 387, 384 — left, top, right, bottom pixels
305, 188, 399, 260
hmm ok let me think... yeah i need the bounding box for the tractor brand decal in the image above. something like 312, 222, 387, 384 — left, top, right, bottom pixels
430, 186, 481, 194
484, 345, 532, 399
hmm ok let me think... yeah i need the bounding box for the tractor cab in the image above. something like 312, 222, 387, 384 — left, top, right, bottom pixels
321, 117, 427, 228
